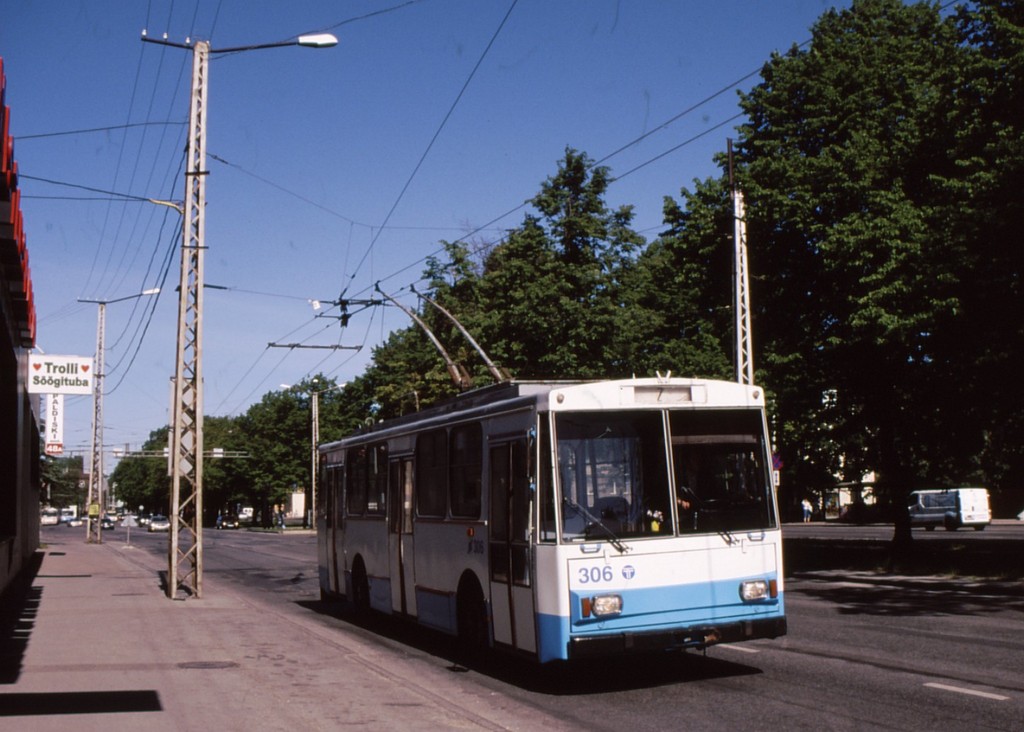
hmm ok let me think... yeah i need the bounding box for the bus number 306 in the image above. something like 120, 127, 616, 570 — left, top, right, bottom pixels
578, 565, 615, 584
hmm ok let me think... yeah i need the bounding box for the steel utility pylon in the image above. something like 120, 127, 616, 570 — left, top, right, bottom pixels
169, 39, 208, 599
729, 139, 754, 386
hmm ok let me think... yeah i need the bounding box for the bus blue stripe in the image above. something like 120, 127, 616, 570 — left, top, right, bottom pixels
537, 578, 784, 662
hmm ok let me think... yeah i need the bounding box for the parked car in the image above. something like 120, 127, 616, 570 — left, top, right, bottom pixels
215, 513, 240, 530
148, 514, 171, 532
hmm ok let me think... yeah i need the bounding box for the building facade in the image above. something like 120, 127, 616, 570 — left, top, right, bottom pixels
1, 57, 41, 595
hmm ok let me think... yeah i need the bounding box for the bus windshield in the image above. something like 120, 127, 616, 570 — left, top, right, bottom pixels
556, 410, 672, 542
555, 408, 775, 542
670, 409, 775, 533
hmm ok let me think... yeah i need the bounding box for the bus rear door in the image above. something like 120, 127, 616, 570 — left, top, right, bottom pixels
488, 440, 537, 654
388, 457, 416, 615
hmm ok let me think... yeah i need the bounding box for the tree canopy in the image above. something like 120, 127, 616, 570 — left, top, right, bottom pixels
102, 0, 1023, 526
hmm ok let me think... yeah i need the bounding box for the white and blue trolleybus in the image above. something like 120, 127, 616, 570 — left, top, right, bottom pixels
317, 377, 786, 663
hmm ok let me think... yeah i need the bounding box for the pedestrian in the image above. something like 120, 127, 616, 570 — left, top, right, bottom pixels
801, 498, 813, 523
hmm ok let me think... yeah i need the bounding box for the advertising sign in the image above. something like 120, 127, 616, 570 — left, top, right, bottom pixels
45, 393, 64, 456
27, 354, 94, 395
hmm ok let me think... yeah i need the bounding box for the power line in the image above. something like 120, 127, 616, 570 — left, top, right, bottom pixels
18, 174, 162, 203
14, 121, 185, 140
342, 0, 520, 293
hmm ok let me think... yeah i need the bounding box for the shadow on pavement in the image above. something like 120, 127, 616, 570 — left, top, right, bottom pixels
0, 550, 164, 717
0, 550, 43, 685
793, 573, 1024, 617
297, 597, 763, 695
0, 690, 162, 717
784, 537, 1023, 580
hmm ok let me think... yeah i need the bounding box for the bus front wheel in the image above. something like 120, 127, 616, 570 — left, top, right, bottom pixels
456, 575, 488, 658
350, 558, 370, 615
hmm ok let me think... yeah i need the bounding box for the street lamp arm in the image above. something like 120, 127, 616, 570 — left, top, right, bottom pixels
142, 31, 338, 54
140, 32, 193, 50
212, 33, 339, 53
78, 288, 161, 306
148, 198, 184, 213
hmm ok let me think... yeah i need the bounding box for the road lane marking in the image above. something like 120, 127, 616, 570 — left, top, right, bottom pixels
717, 644, 760, 653
924, 682, 1009, 701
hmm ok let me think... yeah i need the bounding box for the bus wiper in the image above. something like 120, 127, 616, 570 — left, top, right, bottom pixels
564, 499, 630, 554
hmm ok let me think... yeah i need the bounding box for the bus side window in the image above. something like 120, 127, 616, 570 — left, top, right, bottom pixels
367, 443, 388, 515
346, 447, 367, 515
416, 429, 447, 518
450, 424, 482, 519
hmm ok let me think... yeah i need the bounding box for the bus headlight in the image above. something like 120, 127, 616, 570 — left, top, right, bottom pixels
583, 594, 623, 617
739, 580, 769, 602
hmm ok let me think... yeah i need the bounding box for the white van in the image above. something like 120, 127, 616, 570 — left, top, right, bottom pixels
908, 488, 991, 531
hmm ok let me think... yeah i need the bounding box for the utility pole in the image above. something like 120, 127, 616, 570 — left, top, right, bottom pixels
140, 29, 336, 598
729, 139, 754, 386
168, 39, 209, 599
310, 387, 319, 527
86, 301, 106, 544
79, 288, 159, 544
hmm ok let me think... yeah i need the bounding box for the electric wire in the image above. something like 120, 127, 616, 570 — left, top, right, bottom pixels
340, 0, 519, 295
14, 122, 186, 140
79, 32, 150, 297
43, 3, 823, 427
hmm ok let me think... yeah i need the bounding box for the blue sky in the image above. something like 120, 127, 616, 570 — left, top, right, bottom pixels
2, 0, 844, 460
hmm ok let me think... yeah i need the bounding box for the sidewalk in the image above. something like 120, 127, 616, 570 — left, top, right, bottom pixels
1, 533, 272, 730
0, 530, 567, 731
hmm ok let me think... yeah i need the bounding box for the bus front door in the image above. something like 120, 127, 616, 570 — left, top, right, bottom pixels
488, 440, 537, 654
388, 457, 416, 616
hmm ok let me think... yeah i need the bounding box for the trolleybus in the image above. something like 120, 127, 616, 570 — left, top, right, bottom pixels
317, 377, 786, 663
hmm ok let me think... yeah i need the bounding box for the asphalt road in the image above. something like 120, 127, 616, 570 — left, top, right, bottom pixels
99, 525, 1024, 731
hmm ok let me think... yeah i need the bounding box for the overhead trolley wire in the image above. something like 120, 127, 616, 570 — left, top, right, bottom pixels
340, 0, 520, 294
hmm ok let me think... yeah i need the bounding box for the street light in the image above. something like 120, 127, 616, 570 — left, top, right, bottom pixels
140, 29, 337, 599
78, 288, 160, 544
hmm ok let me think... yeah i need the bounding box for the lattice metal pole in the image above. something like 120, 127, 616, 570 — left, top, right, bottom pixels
169, 40, 208, 599
729, 139, 754, 386
86, 302, 106, 544
733, 186, 753, 386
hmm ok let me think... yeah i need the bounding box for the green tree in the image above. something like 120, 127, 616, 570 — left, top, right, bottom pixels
626, 175, 736, 380
109, 427, 170, 515
41, 455, 85, 511
939, 0, 1024, 515
233, 380, 331, 526
728, 0, 1024, 534
202, 416, 248, 524
355, 148, 648, 421
476, 148, 646, 378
